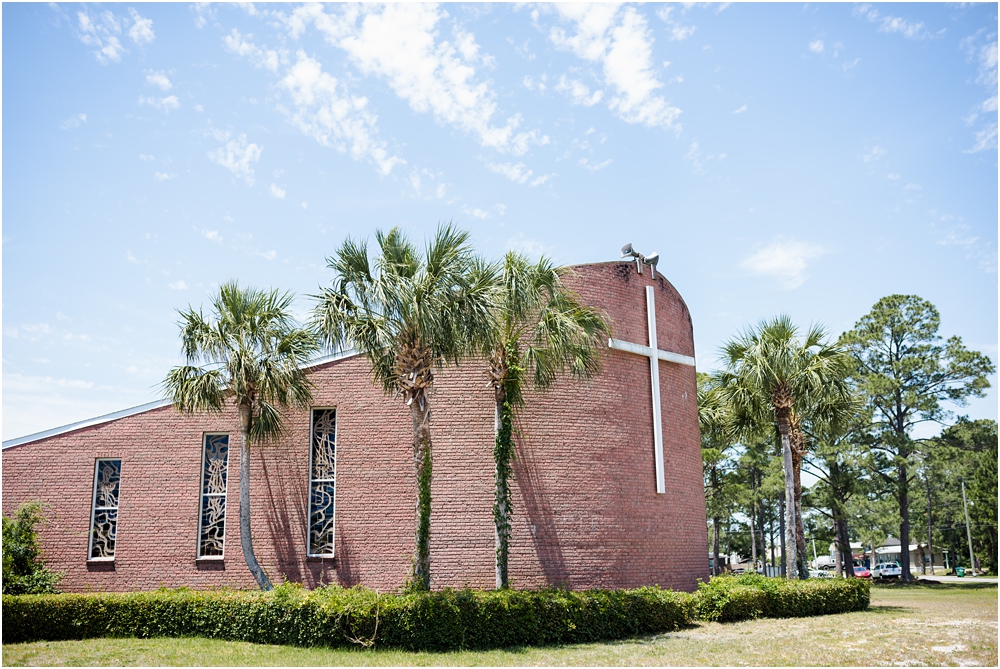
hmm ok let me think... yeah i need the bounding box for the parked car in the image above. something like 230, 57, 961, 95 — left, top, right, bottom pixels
851, 566, 871, 579
871, 562, 902, 580
809, 569, 835, 579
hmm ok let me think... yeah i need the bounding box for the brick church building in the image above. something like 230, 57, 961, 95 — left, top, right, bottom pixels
2, 261, 708, 593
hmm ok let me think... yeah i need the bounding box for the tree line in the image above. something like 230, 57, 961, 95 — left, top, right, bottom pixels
163, 224, 610, 591
700, 296, 996, 581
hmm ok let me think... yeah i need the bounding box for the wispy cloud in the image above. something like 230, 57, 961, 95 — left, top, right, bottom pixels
168, 280, 188, 290
732, 104, 747, 114
145, 70, 172, 90
153, 171, 176, 181
207, 131, 262, 185
739, 238, 828, 289
853, 4, 930, 40
223, 28, 287, 72
577, 157, 612, 172
60, 113, 87, 130
656, 6, 696, 42
960, 29, 997, 153
555, 75, 603, 107
275, 51, 404, 176
550, 5, 681, 131
76, 7, 154, 64
809, 39, 824, 54
486, 161, 555, 186
283, 4, 546, 155
507, 231, 552, 258
863, 145, 886, 163
138, 95, 180, 112
269, 184, 286, 199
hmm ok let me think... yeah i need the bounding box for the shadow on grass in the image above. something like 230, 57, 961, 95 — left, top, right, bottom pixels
866, 605, 911, 614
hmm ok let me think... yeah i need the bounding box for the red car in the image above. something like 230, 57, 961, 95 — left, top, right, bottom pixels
851, 565, 871, 579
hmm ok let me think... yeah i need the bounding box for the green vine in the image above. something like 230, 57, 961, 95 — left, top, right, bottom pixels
494, 342, 522, 589
415, 443, 432, 591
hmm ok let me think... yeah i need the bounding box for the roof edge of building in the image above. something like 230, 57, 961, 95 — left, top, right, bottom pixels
2, 349, 360, 450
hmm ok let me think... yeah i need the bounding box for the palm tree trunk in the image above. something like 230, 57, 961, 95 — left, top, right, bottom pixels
493, 394, 513, 589
779, 425, 798, 580
411, 391, 433, 591
238, 426, 272, 591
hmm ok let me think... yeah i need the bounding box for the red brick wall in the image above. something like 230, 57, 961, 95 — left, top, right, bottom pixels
1, 261, 708, 593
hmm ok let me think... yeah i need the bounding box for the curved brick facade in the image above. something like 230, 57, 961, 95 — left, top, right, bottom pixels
1, 261, 708, 592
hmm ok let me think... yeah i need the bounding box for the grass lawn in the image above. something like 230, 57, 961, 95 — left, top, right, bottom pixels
3, 583, 996, 667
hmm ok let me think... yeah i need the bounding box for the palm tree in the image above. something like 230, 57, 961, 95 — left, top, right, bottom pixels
163, 282, 318, 590
486, 252, 610, 588
716, 315, 853, 579
313, 224, 497, 591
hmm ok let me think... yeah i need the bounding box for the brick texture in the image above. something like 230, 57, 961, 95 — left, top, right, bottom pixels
2, 261, 709, 593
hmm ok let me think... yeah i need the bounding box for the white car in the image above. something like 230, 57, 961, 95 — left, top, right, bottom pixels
871, 562, 902, 580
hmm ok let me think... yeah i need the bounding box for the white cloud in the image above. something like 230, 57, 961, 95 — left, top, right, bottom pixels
257, 250, 277, 261
904, 183, 921, 191
853, 5, 929, 40
125, 250, 141, 264
732, 104, 747, 114
128, 8, 155, 44
507, 231, 551, 258
960, 30, 998, 153
200, 229, 223, 243
75, 7, 153, 64
284, 4, 545, 155
277, 51, 403, 175
154, 172, 175, 181
138, 153, 155, 161
223, 28, 287, 73
809, 39, 824, 54
656, 6, 696, 41
207, 133, 262, 184
269, 184, 286, 198
555, 75, 604, 106
168, 280, 188, 290
523, 74, 547, 93
139, 95, 180, 112
887, 172, 901, 180
301, 201, 309, 209
76, 10, 125, 64
60, 113, 87, 130
193, 3, 216, 29
577, 157, 612, 172
863, 145, 886, 162
488, 162, 533, 184
194, 104, 204, 112
1, 372, 148, 441
739, 238, 828, 289
529, 174, 554, 187
550, 5, 681, 130
145, 70, 172, 90
460, 204, 491, 220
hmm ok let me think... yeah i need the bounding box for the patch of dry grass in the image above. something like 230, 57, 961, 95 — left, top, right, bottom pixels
3, 583, 996, 667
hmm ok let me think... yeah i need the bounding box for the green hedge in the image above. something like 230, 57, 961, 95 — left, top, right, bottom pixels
2, 576, 870, 650
1, 584, 694, 650
695, 574, 870, 622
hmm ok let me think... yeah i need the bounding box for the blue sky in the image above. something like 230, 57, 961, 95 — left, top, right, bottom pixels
3, 2, 997, 441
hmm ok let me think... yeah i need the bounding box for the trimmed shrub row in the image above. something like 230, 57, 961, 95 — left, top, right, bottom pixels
695, 574, 871, 622
2, 576, 870, 650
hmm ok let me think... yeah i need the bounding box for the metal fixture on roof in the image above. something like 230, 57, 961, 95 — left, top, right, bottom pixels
621, 243, 660, 277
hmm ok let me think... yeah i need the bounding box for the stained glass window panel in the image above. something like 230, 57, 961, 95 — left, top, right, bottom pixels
198, 434, 229, 558
89, 459, 121, 559
308, 409, 336, 556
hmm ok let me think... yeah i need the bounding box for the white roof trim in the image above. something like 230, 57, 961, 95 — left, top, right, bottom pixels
2, 349, 360, 450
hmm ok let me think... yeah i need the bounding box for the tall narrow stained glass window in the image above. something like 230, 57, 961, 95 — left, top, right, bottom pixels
198, 434, 229, 558
89, 459, 121, 559
308, 409, 337, 556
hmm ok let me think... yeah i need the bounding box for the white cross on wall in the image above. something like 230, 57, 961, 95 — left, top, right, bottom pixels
608, 286, 696, 494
